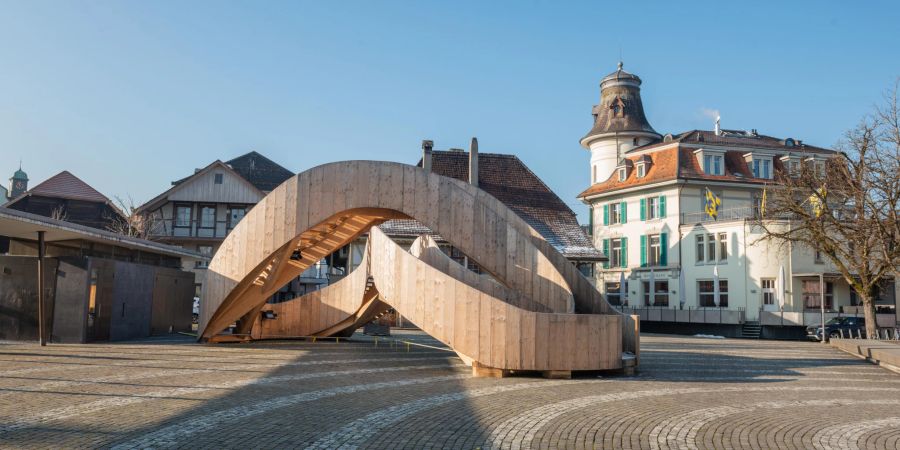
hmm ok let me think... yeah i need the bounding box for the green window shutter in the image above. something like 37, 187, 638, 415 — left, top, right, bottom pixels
659, 195, 666, 218
602, 239, 610, 269
660, 233, 668, 266
620, 201, 627, 223
640, 235, 647, 267
603, 204, 609, 226
588, 206, 594, 235
639, 198, 646, 221
621, 237, 628, 268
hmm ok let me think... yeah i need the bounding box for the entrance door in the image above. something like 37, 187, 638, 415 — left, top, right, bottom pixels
761, 278, 778, 311
85, 267, 111, 341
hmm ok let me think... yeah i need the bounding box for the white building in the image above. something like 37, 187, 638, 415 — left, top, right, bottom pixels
579, 63, 897, 337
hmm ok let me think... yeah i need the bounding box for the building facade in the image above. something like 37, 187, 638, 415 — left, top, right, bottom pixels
579, 63, 897, 337
137, 151, 306, 297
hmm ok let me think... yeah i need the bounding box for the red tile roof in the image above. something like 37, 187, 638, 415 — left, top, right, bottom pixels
17, 171, 113, 204
578, 147, 679, 198
579, 130, 837, 198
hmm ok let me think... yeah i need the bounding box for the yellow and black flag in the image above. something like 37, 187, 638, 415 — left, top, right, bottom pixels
810, 186, 827, 217
704, 187, 722, 220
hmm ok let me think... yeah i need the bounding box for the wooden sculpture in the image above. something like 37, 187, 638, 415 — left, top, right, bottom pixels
200, 161, 638, 376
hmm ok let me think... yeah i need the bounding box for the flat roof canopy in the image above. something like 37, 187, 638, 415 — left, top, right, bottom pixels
0, 207, 207, 261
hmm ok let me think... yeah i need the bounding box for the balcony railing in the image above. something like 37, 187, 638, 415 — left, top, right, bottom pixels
148, 219, 236, 239
614, 305, 746, 325
681, 206, 758, 225
758, 309, 897, 328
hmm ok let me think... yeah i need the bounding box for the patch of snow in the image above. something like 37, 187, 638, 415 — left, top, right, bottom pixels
693, 334, 726, 339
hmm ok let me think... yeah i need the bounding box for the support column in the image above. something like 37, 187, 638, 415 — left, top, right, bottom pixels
37, 230, 46, 346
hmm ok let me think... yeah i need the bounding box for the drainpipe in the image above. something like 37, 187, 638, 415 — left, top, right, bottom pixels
469, 137, 478, 187
37, 230, 46, 346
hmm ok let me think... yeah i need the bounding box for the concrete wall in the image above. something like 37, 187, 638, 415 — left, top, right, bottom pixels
104, 259, 155, 341
0, 256, 58, 341
52, 257, 90, 343
150, 267, 194, 335
1, 255, 194, 342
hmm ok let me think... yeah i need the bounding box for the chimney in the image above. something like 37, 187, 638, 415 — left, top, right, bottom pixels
421, 140, 433, 172
469, 137, 478, 187
714, 116, 721, 136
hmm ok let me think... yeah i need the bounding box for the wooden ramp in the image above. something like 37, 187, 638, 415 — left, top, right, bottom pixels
200, 161, 638, 374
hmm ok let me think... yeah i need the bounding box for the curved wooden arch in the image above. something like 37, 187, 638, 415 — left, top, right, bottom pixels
201, 161, 637, 372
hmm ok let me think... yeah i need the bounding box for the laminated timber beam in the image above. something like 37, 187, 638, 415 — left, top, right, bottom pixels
200, 161, 638, 374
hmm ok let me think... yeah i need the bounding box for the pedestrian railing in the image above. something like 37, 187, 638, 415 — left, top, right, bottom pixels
613, 305, 745, 325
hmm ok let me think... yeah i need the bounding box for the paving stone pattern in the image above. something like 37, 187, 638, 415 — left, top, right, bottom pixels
0, 333, 898, 449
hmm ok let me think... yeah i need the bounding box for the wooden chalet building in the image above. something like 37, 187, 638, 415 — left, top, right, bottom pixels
136, 151, 296, 297
2, 171, 126, 231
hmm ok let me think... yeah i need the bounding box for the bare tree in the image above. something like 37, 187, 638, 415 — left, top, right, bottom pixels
50, 205, 68, 222
106, 195, 158, 240
754, 80, 900, 338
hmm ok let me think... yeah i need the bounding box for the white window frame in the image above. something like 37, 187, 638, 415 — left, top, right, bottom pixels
698, 279, 729, 307
717, 232, 728, 262
642, 280, 669, 307
647, 196, 659, 220
637, 164, 646, 178
761, 278, 776, 305
618, 167, 627, 181
609, 203, 621, 224
695, 234, 705, 263
610, 238, 623, 268
648, 234, 661, 266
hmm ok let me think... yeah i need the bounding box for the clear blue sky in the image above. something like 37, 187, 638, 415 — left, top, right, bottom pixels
1, 1, 898, 221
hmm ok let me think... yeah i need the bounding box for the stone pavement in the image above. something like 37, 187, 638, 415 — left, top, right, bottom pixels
1, 332, 899, 449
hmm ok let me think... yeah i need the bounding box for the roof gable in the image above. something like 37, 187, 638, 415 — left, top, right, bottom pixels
136, 160, 265, 213
8, 171, 113, 205
168, 163, 265, 204
225, 151, 294, 192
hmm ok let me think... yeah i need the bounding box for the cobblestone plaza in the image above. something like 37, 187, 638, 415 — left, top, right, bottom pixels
1, 333, 898, 449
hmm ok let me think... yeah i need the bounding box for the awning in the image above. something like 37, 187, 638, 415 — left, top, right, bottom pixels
0, 207, 207, 261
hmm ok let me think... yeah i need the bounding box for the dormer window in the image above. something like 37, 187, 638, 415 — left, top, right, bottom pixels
703, 154, 723, 175
752, 159, 771, 179
635, 155, 651, 178
694, 148, 726, 176
615, 158, 633, 182
744, 152, 774, 180
781, 154, 802, 178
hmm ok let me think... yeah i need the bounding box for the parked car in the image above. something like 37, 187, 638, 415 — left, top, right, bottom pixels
806, 316, 866, 341
192, 297, 200, 324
